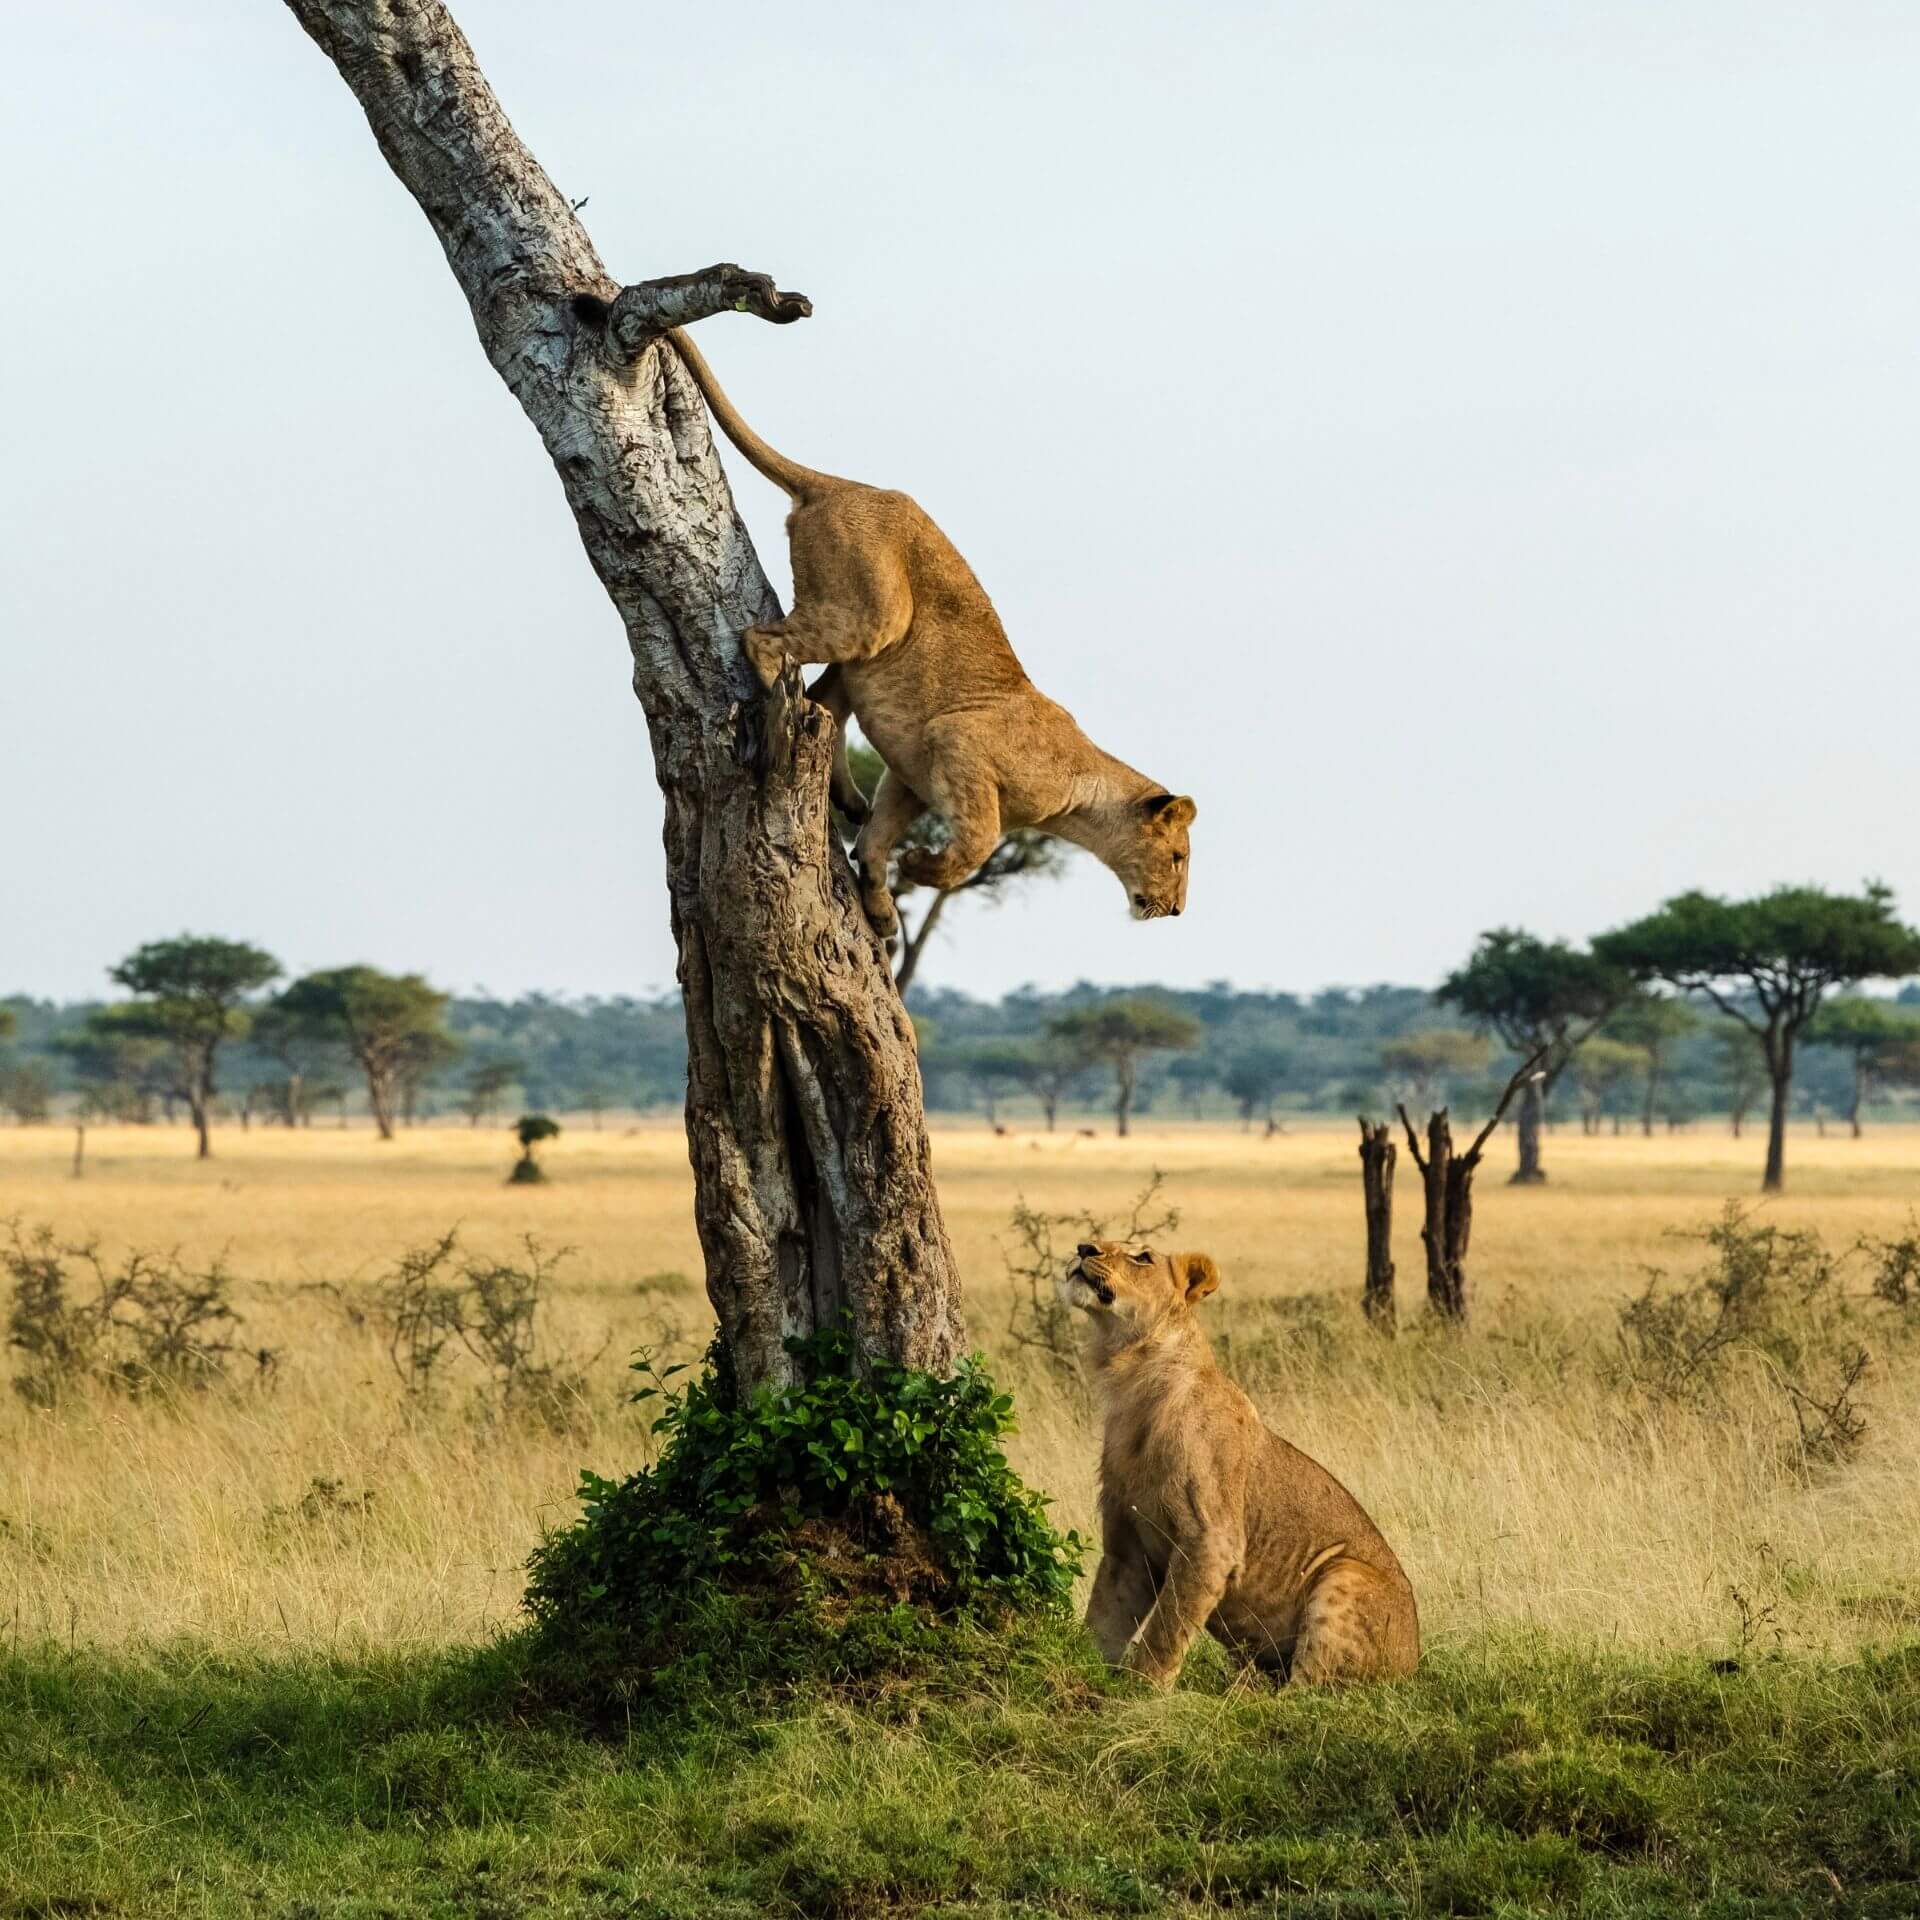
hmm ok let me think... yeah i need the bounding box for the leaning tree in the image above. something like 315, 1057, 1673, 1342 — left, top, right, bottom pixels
283, 0, 958, 1390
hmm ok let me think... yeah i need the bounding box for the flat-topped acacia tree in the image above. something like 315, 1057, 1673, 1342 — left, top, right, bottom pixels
283, 0, 960, 1390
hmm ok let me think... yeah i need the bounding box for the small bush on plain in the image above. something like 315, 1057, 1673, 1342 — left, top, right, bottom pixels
1612, 1202, 1874, 1470
370, 1229, 593, 1432
3, 1218, 266, 1407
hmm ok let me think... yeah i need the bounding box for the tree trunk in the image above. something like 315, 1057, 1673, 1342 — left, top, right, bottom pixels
1397, 1058, 1538, 1324
1850, 1057, 1865, 1139
285, 0, 960, 1390
1404, 1110, 1474, 1320
1641, 1063, 1658, 1138
1357, 1119, 1396, 1332
367, 1066, 397, 1143
1039, 1089, 1058, 1132
191, 1098, 211, 1160
1115, 1056, 1136, 1137
1762, 1037, 1791, 1192
1510, 1078, 1546, 1184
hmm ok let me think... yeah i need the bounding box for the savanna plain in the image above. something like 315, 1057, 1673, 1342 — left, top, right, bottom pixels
4, 1119, 1918, 1917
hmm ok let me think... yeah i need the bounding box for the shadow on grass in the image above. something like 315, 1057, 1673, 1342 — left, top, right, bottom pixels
3, 1626, 1917, 1918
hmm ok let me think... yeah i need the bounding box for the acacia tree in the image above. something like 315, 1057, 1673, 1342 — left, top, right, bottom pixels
1048, 1000, 1200, 1137
957, 1040, 1035, 1127
283, 0, 959, 1389
1603, 995, 1695, 1139
1026, 1032, 1090, 1132
1437, 931, 1628, 1185
1809, 996, 1920, 1138
398, 1028, 464, 1126
107, 938, 282, 1158
463, 1058, 522, 1128
1222, 1043, 1291, 1131
275, 968, 453, 1141
842, 744, 1067, 994
1595, 885, 1920, 1191
249, 998, 346, 1127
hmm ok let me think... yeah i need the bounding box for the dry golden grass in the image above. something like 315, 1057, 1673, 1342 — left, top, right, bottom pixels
3, 1117, 1917, 1660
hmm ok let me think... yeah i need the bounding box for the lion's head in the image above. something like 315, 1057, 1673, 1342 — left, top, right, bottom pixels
1057, 1238, 1220, 1327
1114, 793, 1195, 921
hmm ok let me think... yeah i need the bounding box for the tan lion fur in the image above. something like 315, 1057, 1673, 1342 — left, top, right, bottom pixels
1059, 1240, 1420, 1688
667, 330, 1197, 935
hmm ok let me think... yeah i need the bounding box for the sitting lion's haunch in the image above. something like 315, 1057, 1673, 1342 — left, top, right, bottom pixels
667, 330, 1196, 937
1061, 1240, 1420, 1687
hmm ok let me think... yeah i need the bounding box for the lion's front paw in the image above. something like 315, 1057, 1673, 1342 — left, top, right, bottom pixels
1122, 1646, 1179, 1691
860, 882, 901, 942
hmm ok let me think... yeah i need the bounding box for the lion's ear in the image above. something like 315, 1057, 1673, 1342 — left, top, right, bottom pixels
1144, 793, 1197, 829
1174, 1252, 1220, 1304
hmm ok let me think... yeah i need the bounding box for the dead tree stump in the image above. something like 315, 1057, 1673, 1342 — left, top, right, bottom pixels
1397, 1051, 1546, 1324
1357, 1118, 1397, 1331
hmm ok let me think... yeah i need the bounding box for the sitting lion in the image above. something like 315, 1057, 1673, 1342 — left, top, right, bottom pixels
1059, 1240, 1420, 1687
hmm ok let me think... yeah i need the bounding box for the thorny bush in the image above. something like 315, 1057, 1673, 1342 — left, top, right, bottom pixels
364, 1230, 595, 1433
3, 1218, 269, 1408
1611, 1202, 1886, 1470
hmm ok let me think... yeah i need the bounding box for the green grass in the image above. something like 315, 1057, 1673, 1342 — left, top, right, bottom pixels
3, 1627, 1916, 1918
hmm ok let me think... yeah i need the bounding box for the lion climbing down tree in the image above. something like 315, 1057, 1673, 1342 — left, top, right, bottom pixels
659, 328, 1199, 942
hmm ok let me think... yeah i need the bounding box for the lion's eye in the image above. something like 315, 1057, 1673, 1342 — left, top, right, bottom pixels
1130, 1249, 1153, 1265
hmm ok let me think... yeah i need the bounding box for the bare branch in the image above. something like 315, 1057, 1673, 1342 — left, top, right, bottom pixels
602, 265, 812, 358
1463, 1045, 1551, 1166
1395, 1102, 1429, 1173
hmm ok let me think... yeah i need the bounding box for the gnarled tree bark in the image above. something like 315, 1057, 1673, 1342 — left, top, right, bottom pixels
283, 0, 962, 1389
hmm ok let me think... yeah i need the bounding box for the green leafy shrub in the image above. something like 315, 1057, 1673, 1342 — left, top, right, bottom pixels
524, 1327, 1081, 1673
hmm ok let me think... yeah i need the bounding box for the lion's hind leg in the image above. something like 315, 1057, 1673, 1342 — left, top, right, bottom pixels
852, 768, 926, 940
744, 496, 912, 689
1288, 1557, 1419, 1686
808, 665, 869, 826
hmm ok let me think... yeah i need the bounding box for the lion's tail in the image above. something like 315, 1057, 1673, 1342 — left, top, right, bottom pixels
667, 329, 843, 503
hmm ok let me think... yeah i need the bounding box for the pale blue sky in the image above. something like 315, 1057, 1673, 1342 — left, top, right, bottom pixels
5, 2, 1918, 1001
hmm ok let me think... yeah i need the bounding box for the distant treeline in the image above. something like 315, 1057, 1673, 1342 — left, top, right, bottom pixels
6, 978, 1917, 1131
